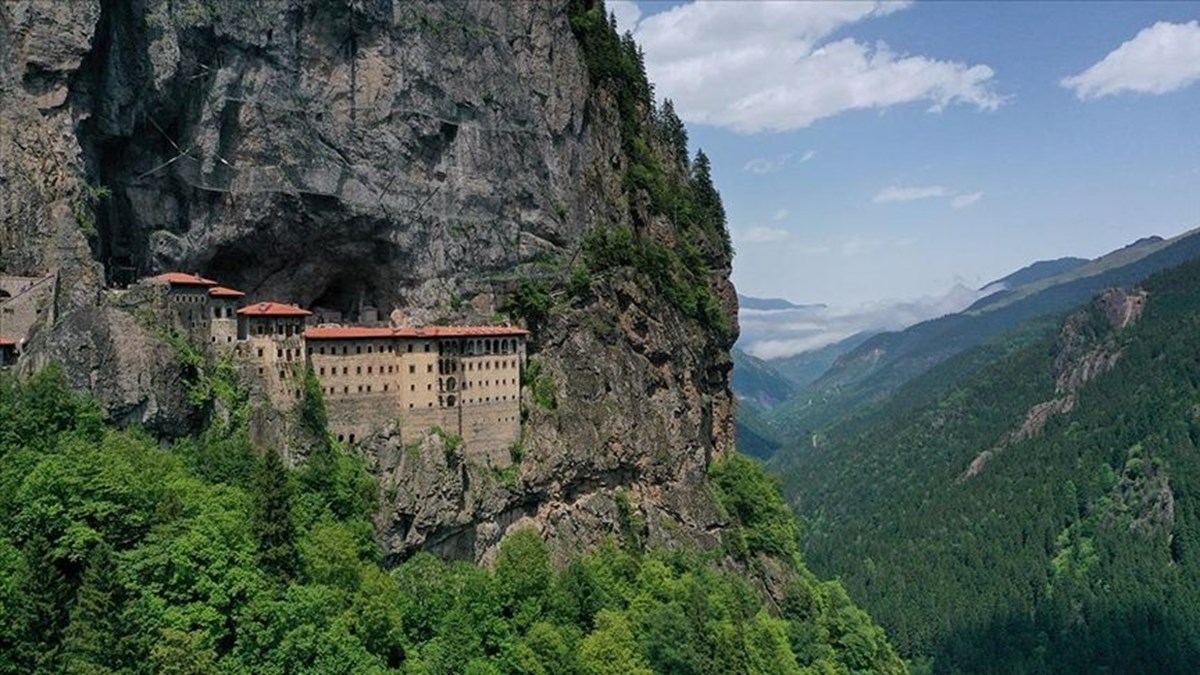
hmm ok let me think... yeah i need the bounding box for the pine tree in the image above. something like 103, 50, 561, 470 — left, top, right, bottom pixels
253, 450, 298, 582
691, 150, 731, 254
657, 99, 689, 167
60, 544, 125, 674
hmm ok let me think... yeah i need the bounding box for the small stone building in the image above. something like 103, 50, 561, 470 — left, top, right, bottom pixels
149, 272, 219, 338
236, 302, 313, 407
207, 286, 244, 346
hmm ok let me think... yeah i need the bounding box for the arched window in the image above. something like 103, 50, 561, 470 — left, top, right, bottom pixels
446, 377, 457, 391
446, 395, 457, 407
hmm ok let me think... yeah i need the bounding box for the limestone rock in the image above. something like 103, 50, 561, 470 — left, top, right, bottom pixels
1, 0, 738, 564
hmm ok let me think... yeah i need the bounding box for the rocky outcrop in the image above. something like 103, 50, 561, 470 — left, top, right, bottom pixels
1, 1, 737, 563
959, 288, 1145, 482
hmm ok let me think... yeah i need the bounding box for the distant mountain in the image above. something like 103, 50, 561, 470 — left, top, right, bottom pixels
737, 294, 825, 311
979, 256, 1088, 292
771, 255, 1200, 672
734, 401, 785, 459
766, 228, 1200, 438
731, 347, 796, 409
769, 331, 875, 389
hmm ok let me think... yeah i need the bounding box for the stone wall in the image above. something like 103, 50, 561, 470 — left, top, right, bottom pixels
236, 334, 307, 410
208, 299, 239, 348
0, 274, 56, 343
460, 400, 520, 466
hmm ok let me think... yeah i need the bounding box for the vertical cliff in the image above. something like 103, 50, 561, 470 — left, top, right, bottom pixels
0, 0, 737, 563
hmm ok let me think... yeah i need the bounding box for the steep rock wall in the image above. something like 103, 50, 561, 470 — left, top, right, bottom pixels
0, 0, 737, 563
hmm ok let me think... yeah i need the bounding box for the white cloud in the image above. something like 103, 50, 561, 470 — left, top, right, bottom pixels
951, 191, 984, 209
633, 1, 1005, 133
799, 150, 817, 163
772, 209, 789, 221
1062, 21, 1200, 100
743, 154, 791, 174
873, 185, 950, 203
738, 226, 791, 244
608, 0, 642, 34
740, 282, 993, 359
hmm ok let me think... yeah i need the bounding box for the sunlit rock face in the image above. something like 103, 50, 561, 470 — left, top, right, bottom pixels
1, 0, 737, 564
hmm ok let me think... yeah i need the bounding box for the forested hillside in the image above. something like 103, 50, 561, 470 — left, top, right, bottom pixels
774, 256, 1200, 673
0, 366, 906, 674
767, 229, 1200, 439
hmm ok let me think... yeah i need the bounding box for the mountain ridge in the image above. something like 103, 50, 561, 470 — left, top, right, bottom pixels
771, 253, 1200, 672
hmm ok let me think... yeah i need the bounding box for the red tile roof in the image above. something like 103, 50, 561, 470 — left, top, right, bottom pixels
0, 337, 16, 347
208, 286, 246, 298
150, 272, 218, 287
237, 302, 312, 317
305, 325, 529, 340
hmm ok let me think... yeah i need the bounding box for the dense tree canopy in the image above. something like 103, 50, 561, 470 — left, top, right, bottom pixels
774, 257, 1200, 673
0, 364, 905, 674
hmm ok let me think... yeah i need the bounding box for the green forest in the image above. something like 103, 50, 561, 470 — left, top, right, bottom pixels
0, 364, 906, 674
774, 256, 1200, 673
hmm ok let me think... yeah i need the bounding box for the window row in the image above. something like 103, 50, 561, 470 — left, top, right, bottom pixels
312, 342, 431, 356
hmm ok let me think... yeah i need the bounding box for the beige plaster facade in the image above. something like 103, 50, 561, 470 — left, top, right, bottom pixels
144, 273, 527, 464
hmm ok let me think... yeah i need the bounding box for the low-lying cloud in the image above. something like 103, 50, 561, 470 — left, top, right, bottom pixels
739, 283, 998, 359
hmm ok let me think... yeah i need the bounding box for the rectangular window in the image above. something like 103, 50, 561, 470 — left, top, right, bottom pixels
407, 345, 413, 353
427, 365, 433, 373
367, 366, 372, 374
214, 308, 221, 318
424, 344, 430, 352
257, 348, 263, 357
409, 365, 415, 374
319, 367, 325, 376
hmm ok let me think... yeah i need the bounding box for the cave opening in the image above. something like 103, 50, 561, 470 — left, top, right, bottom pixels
312, 275, 382, 324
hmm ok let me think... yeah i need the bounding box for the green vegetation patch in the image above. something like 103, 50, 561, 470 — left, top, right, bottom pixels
0, 367, 906, 674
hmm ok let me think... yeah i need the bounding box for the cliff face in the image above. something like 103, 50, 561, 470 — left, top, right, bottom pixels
0, 0, 737, 563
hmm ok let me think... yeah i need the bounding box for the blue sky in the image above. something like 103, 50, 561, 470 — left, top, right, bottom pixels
611, 1, 1200, 308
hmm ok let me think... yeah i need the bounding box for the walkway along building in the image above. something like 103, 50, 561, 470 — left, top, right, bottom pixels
147, 273, 528, 464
